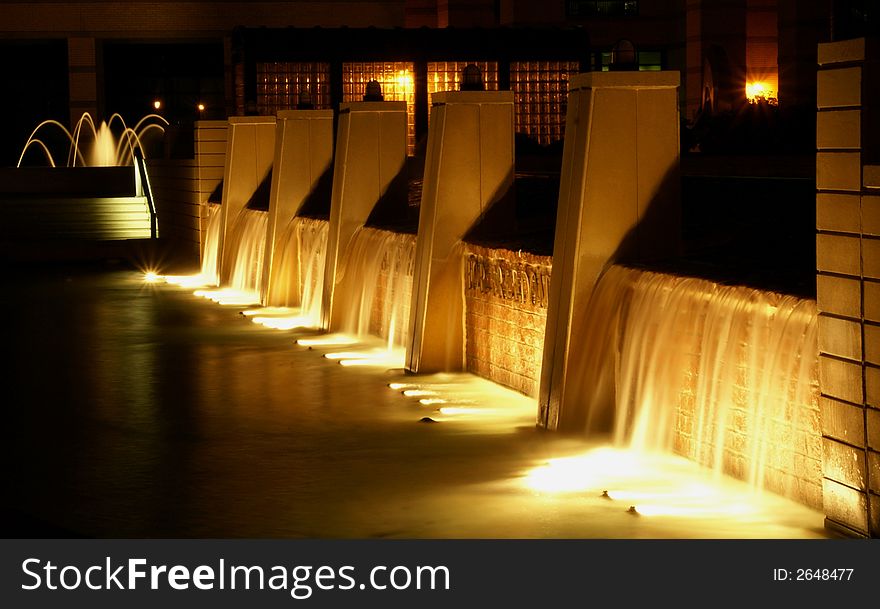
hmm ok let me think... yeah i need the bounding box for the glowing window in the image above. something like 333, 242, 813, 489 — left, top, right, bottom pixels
510, 61, 580, 146
343, 62, 416, 155
255, 62, 331, 115
427, 61, 499, 99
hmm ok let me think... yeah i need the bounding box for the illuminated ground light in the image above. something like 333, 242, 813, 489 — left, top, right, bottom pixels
164, 273, 217, 289
402, 389, 438, 397
296, 335, 359, 348
385, 373, 539, 425
324, 347, 406, 368
523, 448, 773, 520
193, 288, 261, 306
142, 271, 161, 283
241, 307, 316, 330
240, 307, 295, 317
436, 406, 501, 417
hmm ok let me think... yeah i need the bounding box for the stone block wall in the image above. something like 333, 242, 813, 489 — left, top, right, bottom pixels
463, 245, 551, 397
816, 38, 880, 536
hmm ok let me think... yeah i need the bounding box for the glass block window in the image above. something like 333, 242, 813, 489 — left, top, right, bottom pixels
510, 60, 580, 146
426, 61, 499, 131
255, 62, 331, 115
427, 61, 499, 99
343, 62, 416, 155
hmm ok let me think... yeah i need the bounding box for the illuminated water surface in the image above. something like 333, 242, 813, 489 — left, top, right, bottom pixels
3, 267, 827, 538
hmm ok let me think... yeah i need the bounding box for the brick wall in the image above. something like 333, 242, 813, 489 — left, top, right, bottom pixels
463, 245, 551, 397
816, 38, 880, 537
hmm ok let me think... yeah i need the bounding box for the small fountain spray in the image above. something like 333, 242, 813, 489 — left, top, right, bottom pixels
17, 112, 168, 168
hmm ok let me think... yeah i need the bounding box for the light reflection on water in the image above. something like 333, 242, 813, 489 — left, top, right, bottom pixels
4, 269, 827, 539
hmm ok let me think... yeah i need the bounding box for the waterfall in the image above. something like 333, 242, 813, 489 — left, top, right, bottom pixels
571, 265, 820, 496
334, 227, 416, 349
200, 203, 222, 286
268, 217, 329, 326
223, 208, 269, 297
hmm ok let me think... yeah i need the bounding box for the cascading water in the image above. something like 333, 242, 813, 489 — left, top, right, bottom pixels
334, 227, 416, 349
200, 203, 223, 286
268, 217, 329, 326
571, 265, 820, 502
222, 209, 269, 297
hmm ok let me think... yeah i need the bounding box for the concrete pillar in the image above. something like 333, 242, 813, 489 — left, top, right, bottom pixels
815, 38, 880, 538
261, 110, 334, 305
67, 37, 98, 126
217, 116, 276, 284
406, 91, 514, 372
538, 71, 681, 432
195, 120, 228, 261
322, 102, 407, 331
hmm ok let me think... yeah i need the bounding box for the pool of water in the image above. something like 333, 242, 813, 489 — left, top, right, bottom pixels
2, 264, 828, 538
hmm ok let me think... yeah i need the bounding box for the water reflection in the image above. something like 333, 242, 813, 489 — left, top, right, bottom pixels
4, 268, 826, 538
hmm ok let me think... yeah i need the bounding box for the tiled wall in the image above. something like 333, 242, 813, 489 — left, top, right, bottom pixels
463, 245, 551, 397
815, 38, 880, 537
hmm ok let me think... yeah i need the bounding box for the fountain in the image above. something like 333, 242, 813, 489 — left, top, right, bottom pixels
200, 203, 223, 285
0, 112, 167, 253
222, 208, 269, 298
565, 265, 821, 506
332, 227, 416, 350
16, 112, 168, 168
265, 217, 329, 326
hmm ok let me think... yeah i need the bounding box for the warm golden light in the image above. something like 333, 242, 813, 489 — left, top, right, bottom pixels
153, 100, 162, 110
197, 103, 206, 112
296, 335, 359, 348
521, 448, 785, 521
402, 389, 438, 397
325, 346, 406, 368
241, 307, 293, 317
251, 316, 313, 330
164, 273, 216, 288
395, 70, 413, 92
324, 351, 371, 360
143, 271, 161, 283
437, 406, 500, 416
745, 81, 777, 104
193, 288, 261, 306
